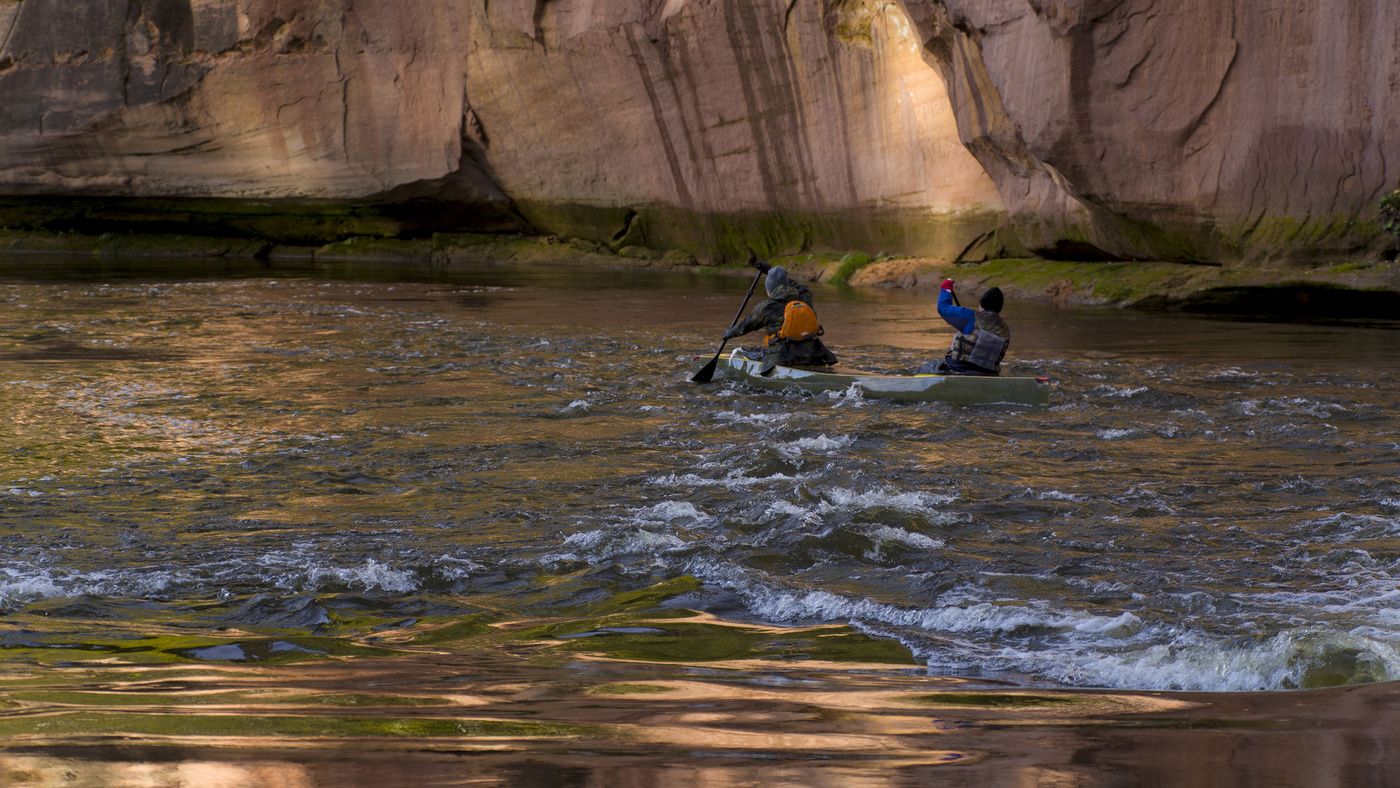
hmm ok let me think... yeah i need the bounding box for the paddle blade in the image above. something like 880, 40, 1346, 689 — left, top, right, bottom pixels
690, 354, 720, 383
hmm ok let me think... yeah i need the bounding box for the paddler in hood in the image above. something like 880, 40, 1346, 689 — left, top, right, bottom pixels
723, 264, 839, 373
918, 279, 1010, 376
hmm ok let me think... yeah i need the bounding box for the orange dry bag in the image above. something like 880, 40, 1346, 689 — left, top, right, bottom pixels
766, 301, 822, 346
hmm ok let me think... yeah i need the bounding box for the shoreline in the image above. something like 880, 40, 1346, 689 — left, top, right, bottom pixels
4, 228, 1399, 317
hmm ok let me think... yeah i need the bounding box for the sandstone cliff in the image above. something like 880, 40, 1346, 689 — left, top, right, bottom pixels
0, 0, 1394, 263
932, 0, 1400, 261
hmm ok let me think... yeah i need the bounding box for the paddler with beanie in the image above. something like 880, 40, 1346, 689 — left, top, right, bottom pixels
918, 279, 1010, 375
723, 264, 839, 373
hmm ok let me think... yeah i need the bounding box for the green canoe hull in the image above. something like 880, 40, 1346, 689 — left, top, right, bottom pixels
703, 349, 1051, 406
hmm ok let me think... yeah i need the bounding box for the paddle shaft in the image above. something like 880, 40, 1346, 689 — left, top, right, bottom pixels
690, 268, 766, 383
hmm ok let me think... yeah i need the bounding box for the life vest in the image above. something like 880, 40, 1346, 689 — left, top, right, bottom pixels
766, 300, 822, 346
948, 310, 1010, 373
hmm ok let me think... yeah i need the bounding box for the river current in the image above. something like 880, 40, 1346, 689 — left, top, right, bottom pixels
3, 256, 1400, 695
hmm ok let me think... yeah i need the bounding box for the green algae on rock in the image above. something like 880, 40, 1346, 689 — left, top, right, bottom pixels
1381, 190, 1400, 250
844, 257, 1400, 317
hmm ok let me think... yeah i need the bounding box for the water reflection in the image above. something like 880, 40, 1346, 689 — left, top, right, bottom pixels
3, 255, 1400, 783
7, 254, 1399, 366
3, 647, 1398, 787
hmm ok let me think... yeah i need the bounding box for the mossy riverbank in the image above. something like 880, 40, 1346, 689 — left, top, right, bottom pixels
4, 227, 1399, 317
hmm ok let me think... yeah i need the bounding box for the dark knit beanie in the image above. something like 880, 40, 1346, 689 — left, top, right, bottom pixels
766, 266, 790, 294
980, 287, 1004, 313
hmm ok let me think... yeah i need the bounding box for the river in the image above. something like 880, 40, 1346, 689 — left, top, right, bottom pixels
2, 255, 1399, 785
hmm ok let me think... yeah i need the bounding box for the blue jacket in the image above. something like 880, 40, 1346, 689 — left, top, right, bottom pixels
938, 289, 976, 334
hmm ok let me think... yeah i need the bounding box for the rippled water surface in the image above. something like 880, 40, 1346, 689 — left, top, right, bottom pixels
3, 256, 1400, 695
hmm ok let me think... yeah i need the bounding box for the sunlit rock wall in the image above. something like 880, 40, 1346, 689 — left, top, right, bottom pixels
0, 0, 1394, 261
929, 0, 1400, 260
463, 0, 1006, 257
0, 0, 486, 199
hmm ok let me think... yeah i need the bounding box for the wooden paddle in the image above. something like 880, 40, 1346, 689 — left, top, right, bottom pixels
690, 257, 767, 384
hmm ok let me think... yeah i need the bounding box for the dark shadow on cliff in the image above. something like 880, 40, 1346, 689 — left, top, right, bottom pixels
0, 193, 531, 246
1176, 284, 1400, 323
367, 126, 536, 239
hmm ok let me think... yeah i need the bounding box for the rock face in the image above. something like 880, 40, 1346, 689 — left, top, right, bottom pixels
0, 0, 1394, 262
931, 0, 1400, 261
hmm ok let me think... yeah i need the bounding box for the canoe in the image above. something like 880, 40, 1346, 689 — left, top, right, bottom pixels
701, 349, 1051, 406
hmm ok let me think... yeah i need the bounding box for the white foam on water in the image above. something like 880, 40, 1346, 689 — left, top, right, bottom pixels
777, 434, 853, 457
632, 500, 708, 524
822, 486, 957, 512
1303, 512, 1400, 540
1096, 428, 1139, 440
547, 528, 690, 566
870, 525, 943, 550
613, 530, 687, 557
0, 571, 65, 605
540, 552, 583, 565
864, 525, 944, 560
1060, 628, 1400, 692
559, 530, 606, 550
1033, 489, 1083, 502
825, 382, 867, 406
434, 554, 486, 581
1233, 397, 1337, 419
1250, 582, 1400, 631
252, 552, 419, 594
709, 572, 1138, 639
1284, 396, 1343, 418
0, 566, 196, 607
714, 410, 793, 426
755, 486, 965, 532
801, 434, 850, 450
692, 549, 1400, 691
313, 559, 418, 594
763, 500, 809, 518
648, 471, 804, 490
1205, 367, 1263, 380
1092, 385, 1148, 399
678, 556, 1326, 691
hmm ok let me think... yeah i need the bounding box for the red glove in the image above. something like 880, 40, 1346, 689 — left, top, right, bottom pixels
940, 279, 955, 291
